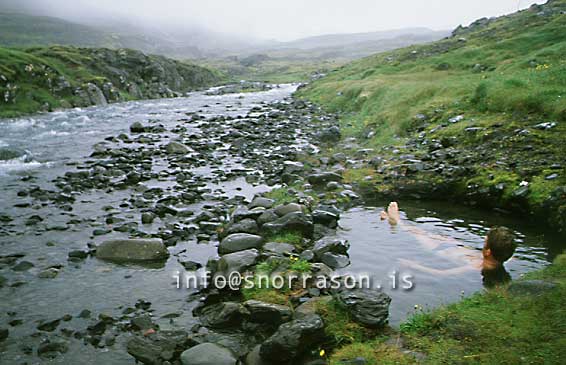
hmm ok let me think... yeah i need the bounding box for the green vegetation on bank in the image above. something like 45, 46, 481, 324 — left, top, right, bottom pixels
0, 45, 221, 118
297, 0, 566, 232
327, 254, 566, 364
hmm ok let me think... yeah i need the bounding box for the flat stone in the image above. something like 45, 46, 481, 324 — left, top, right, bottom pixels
96, 239, 169, 262
180, 343, 237, 365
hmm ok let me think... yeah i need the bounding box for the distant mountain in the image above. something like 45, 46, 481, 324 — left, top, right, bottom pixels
0, 13, 205, 58
276, 28, 449, 50
246, 28, 450, 61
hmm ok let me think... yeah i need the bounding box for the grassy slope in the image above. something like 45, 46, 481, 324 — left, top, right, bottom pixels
297, 0, 566, 232
327, 254, 566, 364
0, 46, 221, 118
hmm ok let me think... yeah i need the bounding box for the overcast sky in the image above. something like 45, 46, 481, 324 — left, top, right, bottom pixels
2, 0, 548, 41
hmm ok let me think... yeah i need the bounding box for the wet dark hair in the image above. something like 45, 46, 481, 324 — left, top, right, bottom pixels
486, 227, 517, 263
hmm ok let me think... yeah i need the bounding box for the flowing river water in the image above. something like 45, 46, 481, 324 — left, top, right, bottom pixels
0, 85, 563, 364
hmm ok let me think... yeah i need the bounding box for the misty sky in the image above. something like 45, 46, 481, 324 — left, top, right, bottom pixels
2, 0, 548, 41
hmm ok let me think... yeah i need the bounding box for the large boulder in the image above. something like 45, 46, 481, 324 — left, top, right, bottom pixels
259, 314, 325, 363
126, 330, 188, 364
312, 237, 349, 258
223, 218, 259, 237
336, 289, 391, 328
274, 203, 304, 217
199, 302, 248, 329
166, 141, 190, 154
218, 234, 264, 255
180, 343, 237, 365
244, 300, 292, 326
96, 239, 169, 262
261, 212, 314, 239
216, 249, 260, 276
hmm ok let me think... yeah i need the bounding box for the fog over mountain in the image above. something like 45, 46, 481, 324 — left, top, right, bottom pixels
0, 0, 546, 42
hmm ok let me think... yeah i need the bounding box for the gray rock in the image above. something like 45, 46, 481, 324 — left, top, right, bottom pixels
232, 206, 265, 222
257, 209, 280, 226
299, 250, 315, 262
218, 234, 264, 255
336, 289, 391, 328
38, 268, 60, 279
312, 210, 339, 228
130, 122, 146, 133
216, 249, 260, 275
127, 330, 189, 364
294, 297, 332, 319
249, 197, 275, 209
318, 126, 341, 143
507, 280, 557, 296
260, 315, 325, 363
181, 343, 237, 365
224, 218, 259, 236
199, 302, 247, 329
179, 259, 202, 271
274, 203, 304, 217
308, 172, 343, 186
38, 339, 69, 358
313, 237, 350, 258
261, 212, 314, 239
320, 252, 350, 269
130, 315, 155, 331
96, 239, 169, 262
263, 242, 296, 255
166, 141, 190, 154
12, 260, 34, 271
244, 300, 292, 325
141, 212, 156, 224
0, 328, 8, 342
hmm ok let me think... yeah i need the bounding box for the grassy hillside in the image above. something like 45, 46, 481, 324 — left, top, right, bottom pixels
298, 0, 566, 233
327, 254, 566, 364
0, 46, 221, 118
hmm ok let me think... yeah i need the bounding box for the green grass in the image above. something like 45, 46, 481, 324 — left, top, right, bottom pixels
316, 299, 378, 346
298, 1, 566, 231
327, 253, 566, 364
0, 45, 220, 118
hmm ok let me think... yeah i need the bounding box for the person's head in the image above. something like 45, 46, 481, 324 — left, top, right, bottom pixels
483, 227, 517, 263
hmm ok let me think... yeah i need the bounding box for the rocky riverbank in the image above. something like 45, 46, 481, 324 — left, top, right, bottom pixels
0, 45, 221, 118
0, 86, 402, 364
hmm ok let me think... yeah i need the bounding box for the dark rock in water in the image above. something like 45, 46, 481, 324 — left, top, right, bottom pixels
127, 330, 189, 364
216, 249, 259, 276
0, 328, 8, 342
199, 302, 247, 329
244, 300, 292, 326
87, 320, 107, 336
166, 141, 190, 154
141, 212, 156, 224
312, 237, 350, 258
38, 268, 60, 279
130, 315, 155, 331
78, 309, 92, 319
0, 147, 25, 161
312, 210, 339, 228
0, 275, 6, 288
218, 234, 264, 255
130, 122, 146, 133
308, 172, 343, 186
320, 252, 350, 269
249, 197, 275, 209
260, 315, 325, 363
12, 260, 34, 271
507, 280, 557, 296
96, 239, 169, 262
336, 289, 391, 328
68, 250, 89, 259
37, 338, 69, 358
180, 343, 237, 365
261, 212, 314, 239
179, 259, 202, 271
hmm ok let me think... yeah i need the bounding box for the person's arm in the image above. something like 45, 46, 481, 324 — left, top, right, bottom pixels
398, 258, 476, 276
